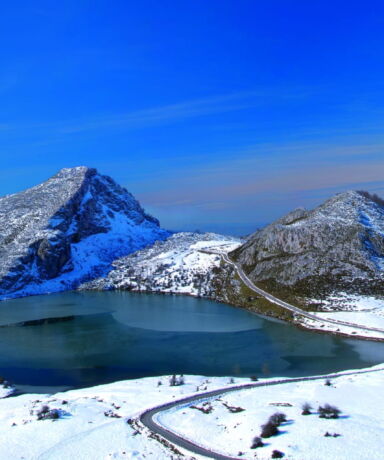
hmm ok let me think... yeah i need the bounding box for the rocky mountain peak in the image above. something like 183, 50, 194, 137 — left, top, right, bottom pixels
0, 167, 169, 299
231, 190, 384, 295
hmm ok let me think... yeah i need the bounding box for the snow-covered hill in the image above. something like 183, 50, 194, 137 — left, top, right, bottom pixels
83, 232, 240, 297
0, 167, 169, 300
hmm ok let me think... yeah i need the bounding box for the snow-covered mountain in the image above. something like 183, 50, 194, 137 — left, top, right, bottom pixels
83, 232, 240, 297
0, 166, 169, 299
231, 190, 384, 297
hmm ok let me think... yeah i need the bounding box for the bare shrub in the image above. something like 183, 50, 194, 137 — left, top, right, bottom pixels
301, 402, 312, 415
250, 436, 264, 449
318, 404, 341, 419
261, 420, 279, 438
271, 450, 284, 458
36, 405, 60, 421
169, 374, 184, 386
269, 412, 287, 426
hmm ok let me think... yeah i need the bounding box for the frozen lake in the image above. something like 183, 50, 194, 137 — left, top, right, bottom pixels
0, 291, 383, 393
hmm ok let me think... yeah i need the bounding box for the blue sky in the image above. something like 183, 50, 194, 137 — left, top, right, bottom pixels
1, 1, 384, 234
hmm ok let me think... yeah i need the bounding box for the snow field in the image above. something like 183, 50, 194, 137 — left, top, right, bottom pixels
157, 366, 384, 460
0, 374, 237, 460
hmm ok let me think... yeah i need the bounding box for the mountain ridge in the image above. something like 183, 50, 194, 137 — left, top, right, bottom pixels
231, 190, 384, 298
0, 166, 169, 299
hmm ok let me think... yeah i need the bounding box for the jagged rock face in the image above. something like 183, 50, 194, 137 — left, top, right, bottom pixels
231, 191, 384, 287
0, 167, 169, 298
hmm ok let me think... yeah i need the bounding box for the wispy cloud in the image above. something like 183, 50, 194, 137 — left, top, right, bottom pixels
1, 88, 311, 136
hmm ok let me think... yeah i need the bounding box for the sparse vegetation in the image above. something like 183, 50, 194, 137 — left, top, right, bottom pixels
104, 410, 121, 418
260, 420, 279, 438
269, 412, 287, 425
318, 404, 341, 419
222, 402, 245, 413
324, 431, 341, 437
301, 402, 312, 415
250, 436, 264, 449
169, 374, 185, 386
260, 411, 287, 438
191, 402, 213, 414
36, 405, 60, 421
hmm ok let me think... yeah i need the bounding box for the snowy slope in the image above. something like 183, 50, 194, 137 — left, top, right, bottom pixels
0, 167, 169, 300
0, 374, 234, 460
82, 232, 240, 297
158, 366, 384, 460
0, 368, 383, 459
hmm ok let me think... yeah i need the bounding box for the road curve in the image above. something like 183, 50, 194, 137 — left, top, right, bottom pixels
139, 367, 384, 459
220, 253, 384, 335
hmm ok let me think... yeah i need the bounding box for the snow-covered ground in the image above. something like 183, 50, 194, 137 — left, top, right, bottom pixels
0, 374, 236, 460
0, 383, 15, 399
299, 314, 384, 340
157, 366, 384, 460
83, 232, 240, 297
1, 367, 383, 460
301, 292, 384, 340
307, 292, 384, 312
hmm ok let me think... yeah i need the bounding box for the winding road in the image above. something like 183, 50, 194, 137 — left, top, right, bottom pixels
137, 249, 384, 458
218, 252, 384, 335
138, 367, 384, 459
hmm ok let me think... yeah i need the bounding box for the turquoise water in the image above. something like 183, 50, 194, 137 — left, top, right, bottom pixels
0, 291, 383, 393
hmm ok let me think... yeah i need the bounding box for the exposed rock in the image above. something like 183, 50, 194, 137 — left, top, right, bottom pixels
0, 166, 169, 299
231, 191, 384, 295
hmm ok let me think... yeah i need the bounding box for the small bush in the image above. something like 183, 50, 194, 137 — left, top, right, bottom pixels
301, 402, 312, 415
271, 450, 284, 458
261, 421, 279, 438
250, 375, 258, 381
36, 405, 60, 421
318, 404, 341, 419
324, 379, 332, 386
250, 436, 264, 449
269, 412, 287, 426
169, 374, 184, 386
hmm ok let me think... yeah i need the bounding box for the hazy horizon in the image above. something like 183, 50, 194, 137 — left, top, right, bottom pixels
1, 1, 383, 234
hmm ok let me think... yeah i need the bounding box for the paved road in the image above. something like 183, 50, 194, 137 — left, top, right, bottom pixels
218, 252, 384, 335
139, 367, 384, 459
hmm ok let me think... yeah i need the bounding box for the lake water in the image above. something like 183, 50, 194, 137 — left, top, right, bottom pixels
0, 291, 383, 393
